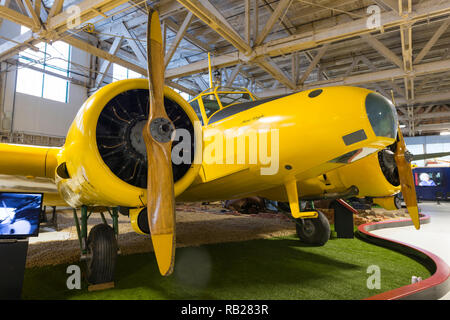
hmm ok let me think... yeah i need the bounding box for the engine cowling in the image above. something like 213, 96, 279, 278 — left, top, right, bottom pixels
326, 150, 401, 198
55, 79, 201, 208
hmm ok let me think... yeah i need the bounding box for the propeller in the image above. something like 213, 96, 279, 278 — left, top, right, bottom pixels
394, 127, 421, 230
142, 10, 176, 276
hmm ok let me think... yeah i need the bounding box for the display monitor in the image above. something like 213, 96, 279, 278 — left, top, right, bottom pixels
0, 193, 42, 239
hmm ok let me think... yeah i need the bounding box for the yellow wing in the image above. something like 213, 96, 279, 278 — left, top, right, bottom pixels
0, 143, 66, 206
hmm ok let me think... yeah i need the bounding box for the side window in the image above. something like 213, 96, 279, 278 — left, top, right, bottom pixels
189, 99, 204, 125
201, 94, 221, 118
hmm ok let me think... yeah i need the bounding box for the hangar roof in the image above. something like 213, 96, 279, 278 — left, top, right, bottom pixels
0, 0, 449, 136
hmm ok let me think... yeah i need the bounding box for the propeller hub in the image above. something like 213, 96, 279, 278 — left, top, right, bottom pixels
405, 150, 414, 163
130, 120, 148, 158
150, 117, 175, 143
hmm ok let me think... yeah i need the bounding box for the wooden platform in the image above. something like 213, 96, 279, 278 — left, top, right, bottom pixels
88, 282, 115, 292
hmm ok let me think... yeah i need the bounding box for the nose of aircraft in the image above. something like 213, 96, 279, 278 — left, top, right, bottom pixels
365, 92, 399, 139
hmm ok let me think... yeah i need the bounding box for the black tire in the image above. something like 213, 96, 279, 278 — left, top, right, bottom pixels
295, 211, 330, 246
394, 194, 402, 209
86, 224, 118, 284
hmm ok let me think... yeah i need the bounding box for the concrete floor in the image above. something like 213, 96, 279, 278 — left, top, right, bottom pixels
371, 202, 450, 300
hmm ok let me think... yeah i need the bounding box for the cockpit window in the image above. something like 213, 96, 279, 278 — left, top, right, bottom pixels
201, 94, 220, 118
189, 100, 204, 125
217, 92, 253, 107
365, 93, 398, 139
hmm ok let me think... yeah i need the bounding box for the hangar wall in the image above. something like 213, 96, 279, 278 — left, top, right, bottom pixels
0, 20, 95, 138
406, 135, 450, 166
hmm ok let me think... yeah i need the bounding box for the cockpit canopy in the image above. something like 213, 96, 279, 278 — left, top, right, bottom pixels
189, 87, 256, 125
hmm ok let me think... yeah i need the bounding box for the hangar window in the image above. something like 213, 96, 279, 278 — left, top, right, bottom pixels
173, 88, 191, 102
113, 64, 143, 80
16, 27, 71, 103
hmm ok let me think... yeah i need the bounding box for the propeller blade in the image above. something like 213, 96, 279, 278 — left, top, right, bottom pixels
394, 128, 420, 230
142, 10, 176, 276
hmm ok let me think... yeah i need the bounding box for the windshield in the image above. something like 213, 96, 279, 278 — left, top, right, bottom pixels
217, 92, 253, 107
365, 93, 398, 139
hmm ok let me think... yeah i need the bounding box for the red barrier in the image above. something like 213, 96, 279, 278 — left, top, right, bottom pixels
358, 215, 450, 300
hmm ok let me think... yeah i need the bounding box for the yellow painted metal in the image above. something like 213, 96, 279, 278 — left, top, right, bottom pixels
129, 207, 147, 235
180, 86, 396, 202
0, 83, 405, 235
395, 127, 420, 230
151, 234, 175, 276
284, 179, 300, 218
56, 79, 201, 208
189, 86, 256, 124
295, 211, 320, 219
324, 152, 401, 198
208, 52, 213, 88
42, 193, 68, 207
373, 196, 398, 210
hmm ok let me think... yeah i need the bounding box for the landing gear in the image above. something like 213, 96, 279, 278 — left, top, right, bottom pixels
394, 193, 402, 209
295, 210, 330, 246
86, 224, 118, 284
73, 206, 120, 285
277, 196, 331, 246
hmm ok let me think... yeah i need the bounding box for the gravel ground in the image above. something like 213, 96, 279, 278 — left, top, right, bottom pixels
26, 202, 411, 269
26, 203, 296, 268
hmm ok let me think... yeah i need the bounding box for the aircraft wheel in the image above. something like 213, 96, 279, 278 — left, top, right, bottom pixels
394, 194, 402, 209
295, 211, 330, 246
86, 224, 118, 284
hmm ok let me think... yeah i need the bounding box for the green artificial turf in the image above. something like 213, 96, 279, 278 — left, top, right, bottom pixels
21, 234, 431, 300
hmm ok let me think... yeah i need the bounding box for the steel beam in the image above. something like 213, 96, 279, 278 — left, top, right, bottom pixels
254, 0, 292, 46
360, 33, 404, 69
298, 44, 329, 85
373, 0, 400, 13
256, 56, 295, 90
414, 17, 450, 64
95, 36, 124, 88
119, 22, 146, 64
415, 122, 450, 132
63, 35, 146, 75
165, 11, 194, 68
0, 4, 34, 28
47, 0, 64, 18
167, 0, 450, 80
176, 0, 252, 54
46, 0, 130, 33
225, 64, 242, 87
22, 0, 41, 29
256, 58, 450, 97
165, 17, 210, 52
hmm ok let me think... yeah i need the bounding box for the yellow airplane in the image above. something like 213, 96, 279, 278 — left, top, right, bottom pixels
0, 11, 420, 284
